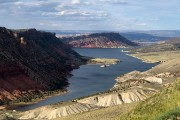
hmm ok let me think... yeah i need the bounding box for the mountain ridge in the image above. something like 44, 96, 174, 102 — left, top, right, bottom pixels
59, 32, 138, 48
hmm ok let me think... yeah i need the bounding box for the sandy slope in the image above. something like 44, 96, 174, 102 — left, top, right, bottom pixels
78, 87, 154, 106
19, 103, 100, 120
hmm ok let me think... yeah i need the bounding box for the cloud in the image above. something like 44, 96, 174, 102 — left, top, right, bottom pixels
50, 23, 60, 27
117, 23, 126, 27
99, 0, 128, 4
55, 4, 74, 11
71, 0, 80, 5
14, 1, 51, 7
39, 23, 44, 26
150, 17, 159, 21
137, 23, 148, 26
1, 0, 179, 30
88, 23, 97, 26
0, 0, 19, 4
42, 10, 108, 21
70, 0, 95, 6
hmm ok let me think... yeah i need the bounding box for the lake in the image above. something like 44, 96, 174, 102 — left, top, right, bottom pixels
16, 48, 157, 111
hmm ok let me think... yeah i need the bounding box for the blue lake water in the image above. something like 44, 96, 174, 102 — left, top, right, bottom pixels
16, 48, 157, 111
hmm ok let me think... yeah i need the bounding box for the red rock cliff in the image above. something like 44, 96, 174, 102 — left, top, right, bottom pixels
0, 27, 85, 104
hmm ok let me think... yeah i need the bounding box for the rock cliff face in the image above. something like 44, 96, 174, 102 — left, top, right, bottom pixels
60, 33, 138, 48
0, 27, 84, 105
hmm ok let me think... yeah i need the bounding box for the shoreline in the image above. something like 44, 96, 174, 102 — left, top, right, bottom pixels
18, 53, 163, 119
2, 52, 155, 112
121, 50, 159, 63
2, 90, 68, 111
128, 54, 158, 63
0, 57, 120, 111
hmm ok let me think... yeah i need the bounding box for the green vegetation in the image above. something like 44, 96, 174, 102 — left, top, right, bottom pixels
118, 78, 180, 120
156, 107, 180, 120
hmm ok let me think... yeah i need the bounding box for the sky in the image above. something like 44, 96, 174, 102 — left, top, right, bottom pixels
0, 0, 180, 31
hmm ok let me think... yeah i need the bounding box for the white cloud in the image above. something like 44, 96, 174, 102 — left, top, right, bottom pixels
88, 23, 97, 26
84, 2, 95, 5
137, 23, 148, 26
42, 10, 78, 16
41, 10, 108, 21
117, 23, 126, 27
100, 0, 127, 4
0, 0, 19, 4
70, 0, 95, 6
14, 1, 23, 5
50, 23, 59, 27
150, 17, 159, 21
14, 1, 45, 6
39, 23, 44, 26
71, 0, 80, 5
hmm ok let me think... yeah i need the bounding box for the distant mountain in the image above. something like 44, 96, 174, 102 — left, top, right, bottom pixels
59, 32, 138, 48
0, 27, 85, 105
46, 30, 106, 35
143, 30, 180, 37
121, 32, 170, 42
128, 38, 180, 53
46, 30, 180, 44
121, 30, 180, 43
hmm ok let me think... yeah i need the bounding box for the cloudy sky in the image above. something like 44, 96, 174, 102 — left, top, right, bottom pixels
0, 0, 180, 30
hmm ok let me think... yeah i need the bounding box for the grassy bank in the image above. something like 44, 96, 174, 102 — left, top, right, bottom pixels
118, 78, 180, 120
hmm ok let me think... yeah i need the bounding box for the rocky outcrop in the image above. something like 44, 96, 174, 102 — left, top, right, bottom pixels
60, 32, 138, 48
0, 27, 85, 105
144, 77, 162, 84
156, 72, 175, 78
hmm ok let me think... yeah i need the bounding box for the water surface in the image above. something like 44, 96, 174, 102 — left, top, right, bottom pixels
16, 48, 157, 111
